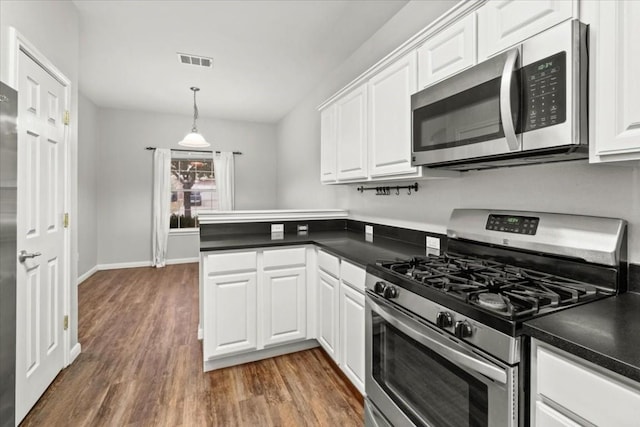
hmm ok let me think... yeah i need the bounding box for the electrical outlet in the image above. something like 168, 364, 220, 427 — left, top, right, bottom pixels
271, 223, 284, 233
365, 225, 374, 236
426, 236, 441, 256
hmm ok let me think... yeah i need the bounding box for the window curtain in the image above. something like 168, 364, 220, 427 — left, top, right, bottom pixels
152, 148, 171, 267
214, 152, 235, 210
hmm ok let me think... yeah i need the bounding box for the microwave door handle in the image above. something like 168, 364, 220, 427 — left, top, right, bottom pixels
500, 48, 521, 151
369, 298, 508, 384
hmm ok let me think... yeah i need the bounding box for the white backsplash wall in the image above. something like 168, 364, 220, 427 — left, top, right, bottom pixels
96, 107, 279, 266
276, 0, 640, 263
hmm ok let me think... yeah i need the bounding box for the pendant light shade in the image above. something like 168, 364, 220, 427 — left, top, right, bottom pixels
178, 87, 210, 148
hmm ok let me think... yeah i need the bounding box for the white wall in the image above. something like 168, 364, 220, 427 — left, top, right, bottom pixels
276, 0, 640, 263
1, 0, 81, 351
96, 108, 278, 266
78, 93, 98, 279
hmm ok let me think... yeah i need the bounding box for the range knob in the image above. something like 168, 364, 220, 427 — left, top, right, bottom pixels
454, 321, 473, 339
383, 285, 398, 299
374, 281, 387, 295
435, 311, 453, 328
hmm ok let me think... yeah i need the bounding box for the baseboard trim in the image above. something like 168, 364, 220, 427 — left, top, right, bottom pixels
203, 340, 319, 372
77, 266, 98, 285
96, 260, 152, 270
166, 257, 199, 265
94, 258, 198, 272
69, 343, 81, 365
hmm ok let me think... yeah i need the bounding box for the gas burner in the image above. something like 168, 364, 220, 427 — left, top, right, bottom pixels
376, 252, 605, 319
477, 293, 508, 311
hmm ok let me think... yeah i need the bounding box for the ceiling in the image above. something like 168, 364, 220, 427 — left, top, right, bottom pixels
73, 0, 409, 123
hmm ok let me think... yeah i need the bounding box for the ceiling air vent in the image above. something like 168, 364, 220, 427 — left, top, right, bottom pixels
177, 53, 213, 69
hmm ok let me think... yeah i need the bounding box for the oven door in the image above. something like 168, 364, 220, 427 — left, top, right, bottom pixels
365, 293, 517, 427
411, 47, 522, 166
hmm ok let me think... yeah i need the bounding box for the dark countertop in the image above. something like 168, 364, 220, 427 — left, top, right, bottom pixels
200, 230, 424, 268
524, 292, 640, 383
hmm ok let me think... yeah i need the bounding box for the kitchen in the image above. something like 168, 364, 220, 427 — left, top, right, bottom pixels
1, 0, 639, 426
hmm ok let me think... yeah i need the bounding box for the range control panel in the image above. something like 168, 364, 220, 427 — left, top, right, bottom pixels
522, 51, 566, 132
486, 214, 540, 235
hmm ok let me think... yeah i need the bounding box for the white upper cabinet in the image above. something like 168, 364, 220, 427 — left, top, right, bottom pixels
589, 0, 640, 163
477, 0, 574, 60
368, 51, 421, 178
336, 84, 368, 181
320, 104, 337, 182
417, 13, 476, 89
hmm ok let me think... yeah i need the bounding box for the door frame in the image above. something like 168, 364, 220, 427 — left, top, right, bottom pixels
6, 27, 73, 367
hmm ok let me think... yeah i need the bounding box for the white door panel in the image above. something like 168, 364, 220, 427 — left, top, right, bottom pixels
16, 50, 67, 424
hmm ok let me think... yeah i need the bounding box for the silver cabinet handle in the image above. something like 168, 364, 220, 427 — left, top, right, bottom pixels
19, 250, 42, 263
500, 47, 521, 152
368, 296, 508, 384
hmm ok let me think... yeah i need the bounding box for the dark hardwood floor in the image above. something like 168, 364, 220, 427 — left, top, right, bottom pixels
21, 264, 364, 426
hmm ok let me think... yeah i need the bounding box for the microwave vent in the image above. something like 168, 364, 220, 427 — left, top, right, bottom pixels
177, 53, 213, 69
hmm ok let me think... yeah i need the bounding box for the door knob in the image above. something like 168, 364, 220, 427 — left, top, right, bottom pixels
19, 250, 42, 263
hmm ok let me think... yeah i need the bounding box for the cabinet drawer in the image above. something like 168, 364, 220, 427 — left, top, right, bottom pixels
318, 250, 340, 277
340, 261, 365, 293
537, 346, 640, 427
534, 401, 581, 427
263, 247, 306, 269
206, 251, 257, 274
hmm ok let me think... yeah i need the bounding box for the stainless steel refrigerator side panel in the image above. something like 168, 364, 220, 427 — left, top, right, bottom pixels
0, 81, 17, 427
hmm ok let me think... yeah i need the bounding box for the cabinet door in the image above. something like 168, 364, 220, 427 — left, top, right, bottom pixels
591, 0, 640, 162
368, 51, 420, 178
417, 13, 476, 89
203, 272, 257, 359
478, 0, 574, 60
263, 267, 307, 346
320, 104, 337, 182
340, 283, 365, 394
317, 269, 340, 362
336, 84, 368, 181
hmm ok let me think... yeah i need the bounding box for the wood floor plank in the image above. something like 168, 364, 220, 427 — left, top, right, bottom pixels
20, 264, 364, 426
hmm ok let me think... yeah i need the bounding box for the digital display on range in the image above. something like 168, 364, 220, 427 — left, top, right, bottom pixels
486, 215, 539, 235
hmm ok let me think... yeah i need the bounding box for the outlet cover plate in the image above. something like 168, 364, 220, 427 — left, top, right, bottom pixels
365, 225, 374, 235
271, 223, 284, 233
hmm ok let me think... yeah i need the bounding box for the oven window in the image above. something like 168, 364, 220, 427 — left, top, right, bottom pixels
413, 77, 504, 152
372, 315, 488, 427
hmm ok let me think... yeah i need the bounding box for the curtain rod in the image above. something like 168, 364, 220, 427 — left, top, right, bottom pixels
145, 146, 242, 155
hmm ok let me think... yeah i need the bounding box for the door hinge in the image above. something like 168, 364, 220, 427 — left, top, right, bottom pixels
63, 110, 70, 125
63, 315, 69, 331
63, 213, 69, 228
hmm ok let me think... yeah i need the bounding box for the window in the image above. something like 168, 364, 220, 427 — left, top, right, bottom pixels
170, 157, 217, 228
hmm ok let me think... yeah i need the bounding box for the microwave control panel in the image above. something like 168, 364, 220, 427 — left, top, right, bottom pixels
521, 51, 566, 132
486, 214, 539, 235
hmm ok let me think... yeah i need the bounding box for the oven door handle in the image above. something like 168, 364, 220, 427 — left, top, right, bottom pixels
500, 47, 521, 152
369, 298, 508, 384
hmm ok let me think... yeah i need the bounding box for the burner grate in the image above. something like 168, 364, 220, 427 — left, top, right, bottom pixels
377, 253, 601, 319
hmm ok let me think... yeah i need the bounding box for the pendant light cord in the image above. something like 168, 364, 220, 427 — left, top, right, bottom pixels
192, 88, 199, 133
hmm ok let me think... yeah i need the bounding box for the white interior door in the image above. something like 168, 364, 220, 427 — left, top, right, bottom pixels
15, 50, 67, 424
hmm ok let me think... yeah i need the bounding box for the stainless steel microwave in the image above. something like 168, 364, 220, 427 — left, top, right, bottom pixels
411, 19, 588, 171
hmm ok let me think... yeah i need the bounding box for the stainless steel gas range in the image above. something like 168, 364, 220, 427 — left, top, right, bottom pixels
364, 209, 627, 427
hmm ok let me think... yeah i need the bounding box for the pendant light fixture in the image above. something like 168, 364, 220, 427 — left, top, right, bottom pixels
178, 86, 210, 148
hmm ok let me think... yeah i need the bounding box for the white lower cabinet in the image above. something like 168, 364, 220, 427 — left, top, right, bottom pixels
317, 269, 340, 361
340, 280, 365, 394
531, 339, 640, 427
263, 266, 307, 347
202, 247, 310, 365
317, 251, 366, 395
203, 271, 257, 359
